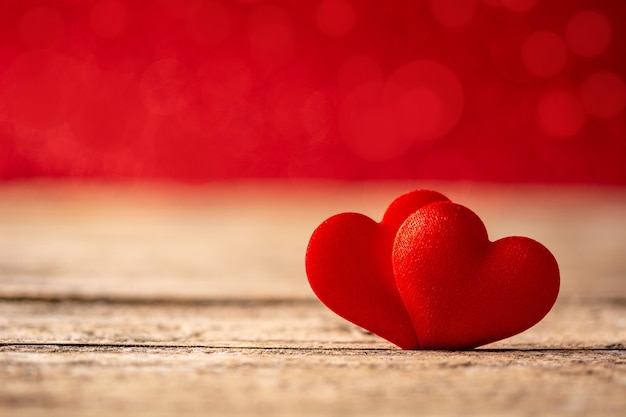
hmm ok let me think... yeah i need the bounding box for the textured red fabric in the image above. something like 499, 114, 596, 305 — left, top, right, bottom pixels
393, 202, 560, 349
305, 189, 449, 349
306, 191, 560, 350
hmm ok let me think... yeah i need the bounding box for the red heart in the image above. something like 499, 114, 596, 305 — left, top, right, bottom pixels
392, 201, 560, 349
305, 190, 449, 349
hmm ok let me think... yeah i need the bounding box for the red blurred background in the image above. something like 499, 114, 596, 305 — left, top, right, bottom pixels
0, 0, 624, 184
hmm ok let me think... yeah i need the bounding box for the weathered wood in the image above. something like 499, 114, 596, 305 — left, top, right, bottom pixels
1, 182, 625, 416
1, 181, 625, 299
0, 297, 624, 349
1, 343, 624, 417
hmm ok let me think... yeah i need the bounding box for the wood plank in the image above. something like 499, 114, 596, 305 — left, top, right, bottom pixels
1, 345, 624, 417
0, 297, 624, 349
1, 181, 625, 299
1, 181, 625, 416
1, 297, 625, 416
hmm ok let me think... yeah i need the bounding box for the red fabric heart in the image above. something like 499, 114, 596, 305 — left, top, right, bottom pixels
305, 190, 449, 349
306, 190, 560, 350
392, 201, 560, 349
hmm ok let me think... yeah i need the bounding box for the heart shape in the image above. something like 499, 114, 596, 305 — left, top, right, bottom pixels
306, 190, 560, 350
393, 201, 560, 349
305, 190, 449, 349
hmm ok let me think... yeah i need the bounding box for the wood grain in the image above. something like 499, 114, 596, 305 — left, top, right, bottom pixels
1, 181, 625, 416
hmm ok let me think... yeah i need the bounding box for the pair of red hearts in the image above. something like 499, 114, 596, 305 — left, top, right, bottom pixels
306, 190, 560, 349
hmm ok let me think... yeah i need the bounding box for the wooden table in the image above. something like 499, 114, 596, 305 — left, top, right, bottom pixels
1, 181, 625, 416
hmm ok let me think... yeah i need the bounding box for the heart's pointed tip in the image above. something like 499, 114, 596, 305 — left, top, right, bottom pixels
398, 344, 479, 351
398, 344, 422, 351
392, 337, 421, 350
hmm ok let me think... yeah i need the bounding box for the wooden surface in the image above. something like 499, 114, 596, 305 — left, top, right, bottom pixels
1, 181, 625, 417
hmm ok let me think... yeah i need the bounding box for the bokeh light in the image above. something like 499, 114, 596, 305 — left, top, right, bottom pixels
140, 58, 191, 116
521, 31, 567, 78
0, 0, 624, 184
1, 50, 82, 129
580, 72, 626, 119
19, 6, 65, 49
185, 1, 232, 46
387, 60, 464, 142
537, 91, 586, 139
89, 0, 129, 38
247, 4, 295, 70
339, 80, 407, 162
430, 0, 476, 28
500, 0, 536, 13
316, 0, 356, 37
565, 11, 612, 58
